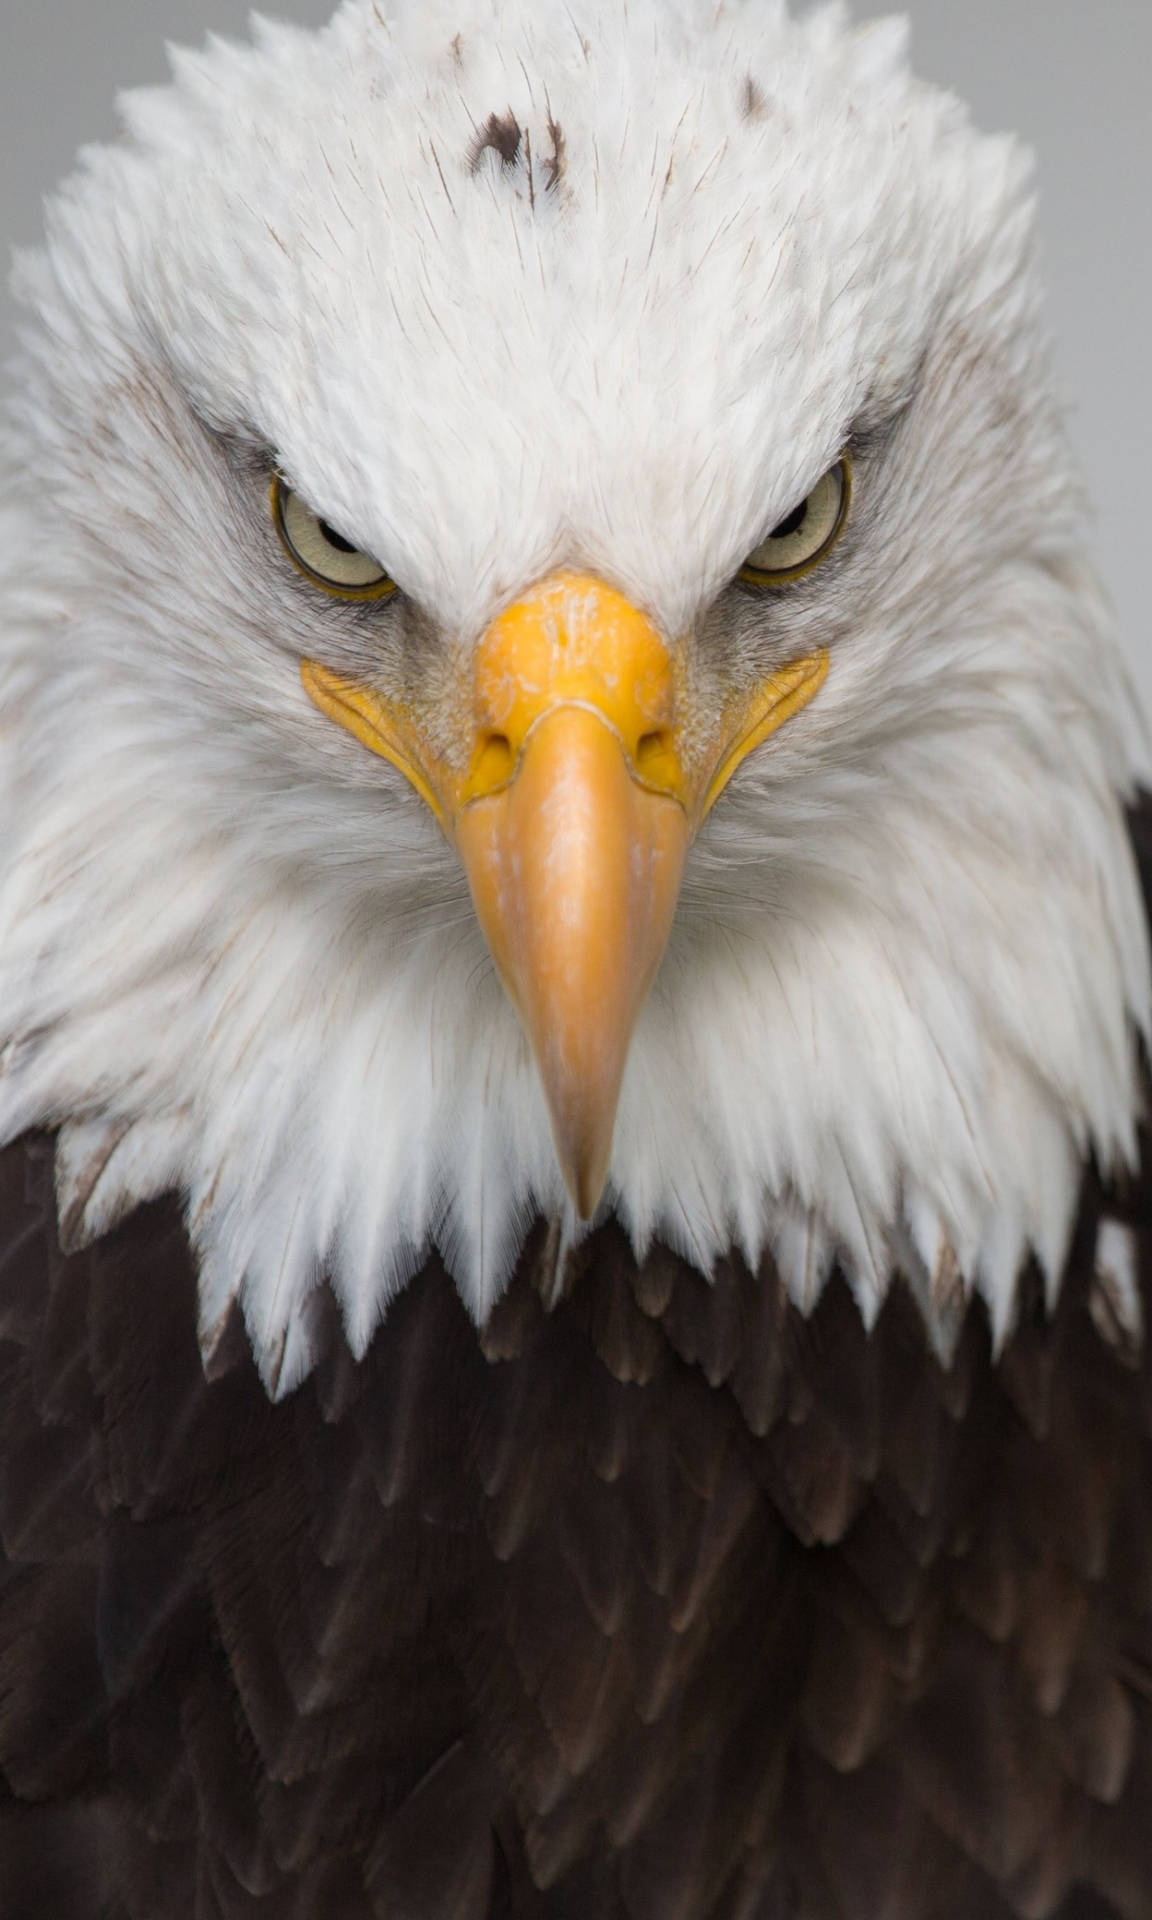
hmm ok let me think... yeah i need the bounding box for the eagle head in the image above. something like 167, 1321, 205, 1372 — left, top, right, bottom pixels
0, 0, 1146, 1391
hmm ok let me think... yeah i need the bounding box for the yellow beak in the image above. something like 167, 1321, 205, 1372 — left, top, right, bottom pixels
302, 571, 826, 1216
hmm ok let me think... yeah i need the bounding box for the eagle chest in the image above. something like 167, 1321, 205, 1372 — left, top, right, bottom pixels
1, 1119, 1151, 1918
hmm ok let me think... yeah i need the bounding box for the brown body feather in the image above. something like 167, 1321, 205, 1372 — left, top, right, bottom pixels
2, 814, 1152, 1918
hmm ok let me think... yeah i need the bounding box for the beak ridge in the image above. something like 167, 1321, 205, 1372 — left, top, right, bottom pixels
454, 703, 688, 1216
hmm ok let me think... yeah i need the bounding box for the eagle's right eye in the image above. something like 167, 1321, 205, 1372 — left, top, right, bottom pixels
271, 476, 397, 601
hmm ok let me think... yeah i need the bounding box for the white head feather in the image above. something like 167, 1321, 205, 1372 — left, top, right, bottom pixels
0, 0, 1146, 1392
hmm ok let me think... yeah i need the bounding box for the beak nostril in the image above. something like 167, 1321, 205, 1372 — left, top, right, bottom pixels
473, 731, 516, 792
635, 729, 675, 784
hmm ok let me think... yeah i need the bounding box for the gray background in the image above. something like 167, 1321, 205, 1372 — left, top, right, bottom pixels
3, 1, 1149, 750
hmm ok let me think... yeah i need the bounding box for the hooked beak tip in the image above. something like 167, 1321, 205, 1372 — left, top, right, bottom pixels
563, 1142, 611, 1222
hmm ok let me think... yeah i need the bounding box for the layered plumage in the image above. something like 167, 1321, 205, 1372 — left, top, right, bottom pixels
0, 1, 1150, 1914
3, 1094, 1152, 1919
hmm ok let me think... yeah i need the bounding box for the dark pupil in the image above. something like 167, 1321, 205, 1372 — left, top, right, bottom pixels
319, 519, 357, 554
771, 498, 809, 541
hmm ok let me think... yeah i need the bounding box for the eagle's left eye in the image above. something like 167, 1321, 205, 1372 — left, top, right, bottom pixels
739, 455, 851, 586
271, 476, 397, 601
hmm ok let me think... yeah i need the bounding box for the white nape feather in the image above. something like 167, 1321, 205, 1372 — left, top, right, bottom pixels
0, 0, 1147, 1394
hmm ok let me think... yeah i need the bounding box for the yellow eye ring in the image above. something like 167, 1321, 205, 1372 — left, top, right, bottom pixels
270, 475, 398, 602
738, 454, 852, 587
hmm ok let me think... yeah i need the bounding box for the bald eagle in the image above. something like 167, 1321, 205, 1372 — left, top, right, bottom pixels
1, 2, 1150, 1915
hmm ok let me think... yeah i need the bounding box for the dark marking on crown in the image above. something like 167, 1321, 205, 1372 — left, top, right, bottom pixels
545, 117, 567, 192
742, 75, 767, 120
449, 33, 464, 66
470, 111, 524, 174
